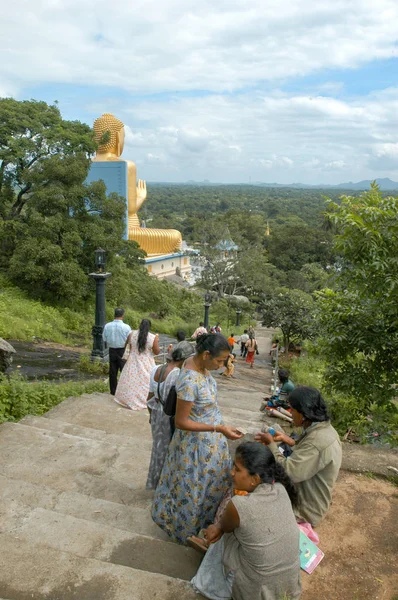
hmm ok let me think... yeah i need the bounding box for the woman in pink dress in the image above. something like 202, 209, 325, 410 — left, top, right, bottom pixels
114, 319, 160, 410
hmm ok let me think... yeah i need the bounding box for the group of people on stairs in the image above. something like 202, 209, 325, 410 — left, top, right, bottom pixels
103, 309, 342, 600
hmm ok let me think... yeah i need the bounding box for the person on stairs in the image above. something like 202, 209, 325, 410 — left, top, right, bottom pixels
114, 319, 160, 410
152, 333, 243, 544
255, 386, 342, 528
146, 341, 194, 490
102, 308, 131, 395
190, 442, 302, 600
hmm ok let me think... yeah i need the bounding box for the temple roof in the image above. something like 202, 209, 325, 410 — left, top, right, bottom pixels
216, 239, 239, 251
216, 228, 238, 251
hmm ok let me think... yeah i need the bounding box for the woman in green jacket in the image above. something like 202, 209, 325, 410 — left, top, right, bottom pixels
255, 386, 342, 526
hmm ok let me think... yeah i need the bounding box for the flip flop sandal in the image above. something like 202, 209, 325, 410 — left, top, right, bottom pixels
187, 535, 208, 553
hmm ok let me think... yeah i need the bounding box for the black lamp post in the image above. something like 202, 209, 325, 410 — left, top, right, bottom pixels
89, 248, 111, 361
235, 309, 242, 327
204, 292, 212, 331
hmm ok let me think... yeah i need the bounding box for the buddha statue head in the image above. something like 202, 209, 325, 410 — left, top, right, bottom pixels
93, 113, 125, 157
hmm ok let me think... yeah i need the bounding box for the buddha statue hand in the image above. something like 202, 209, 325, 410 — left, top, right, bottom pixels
136, 179, 147, 211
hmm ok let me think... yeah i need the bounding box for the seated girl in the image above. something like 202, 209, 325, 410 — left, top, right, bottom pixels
222, 353, 235, 378
191, 442, 301, 600
255, 386, 342, 527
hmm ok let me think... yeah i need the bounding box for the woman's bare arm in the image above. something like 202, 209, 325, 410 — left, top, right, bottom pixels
175, 399, 243, 440
152, 335, 160, 355
220, 501, 240, 533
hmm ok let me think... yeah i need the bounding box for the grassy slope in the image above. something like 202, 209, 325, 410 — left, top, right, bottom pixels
0, 276, 254, 345
0, 277, 91, 345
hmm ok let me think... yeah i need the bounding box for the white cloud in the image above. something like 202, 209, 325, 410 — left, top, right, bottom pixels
367, 142, 398, 171
115, 87, 398, 183
1, 0, 398, 94
1, 0, 398, 182
325, 160, 346, 170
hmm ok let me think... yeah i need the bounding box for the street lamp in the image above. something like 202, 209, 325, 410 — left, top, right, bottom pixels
204, 292, 212, 330
94, 248, 106, 273
89, 248, 111, 361
235, 308, 242, 327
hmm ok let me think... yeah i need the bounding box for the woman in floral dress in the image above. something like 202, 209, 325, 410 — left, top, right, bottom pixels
114, 319, 160, 410
152, 334, 243, 544
146, 341, 194, 490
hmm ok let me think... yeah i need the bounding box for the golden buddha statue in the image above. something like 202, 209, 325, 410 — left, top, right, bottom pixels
92, 113, 182, 256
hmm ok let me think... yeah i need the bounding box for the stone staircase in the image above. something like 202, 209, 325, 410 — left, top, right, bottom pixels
1, 328, 397, 599
0, 347, 268, 600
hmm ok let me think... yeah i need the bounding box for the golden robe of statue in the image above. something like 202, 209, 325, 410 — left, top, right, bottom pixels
92, 113, 182, 256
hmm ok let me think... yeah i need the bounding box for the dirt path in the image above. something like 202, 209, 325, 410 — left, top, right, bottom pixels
218, 327, 398, 600
302, 471, 397, 600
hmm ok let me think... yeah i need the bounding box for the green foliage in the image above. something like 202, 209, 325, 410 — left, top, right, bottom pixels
287, 352, 326, 390
146, 185, 336, 299
265, 217, 333, 272
0, 374, 107, 423
78, 354, 109, 375
319, 185, 398, 409
286, 351, 397, 445
0, 98, 145, 304
261, 288, 316, 351
0, 275, 91, 343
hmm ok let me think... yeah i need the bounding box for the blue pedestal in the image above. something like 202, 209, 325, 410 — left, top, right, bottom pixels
86, 162, 128, 239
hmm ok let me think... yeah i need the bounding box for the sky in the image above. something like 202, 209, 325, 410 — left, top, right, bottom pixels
1, 0, 398, 184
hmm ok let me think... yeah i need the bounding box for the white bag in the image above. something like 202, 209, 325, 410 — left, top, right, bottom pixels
191, 538, 233, 600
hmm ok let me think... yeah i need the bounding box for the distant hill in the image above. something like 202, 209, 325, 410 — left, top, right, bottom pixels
152, 178, 398, 190
334, 178, 398, 191
255, 178, 398, 191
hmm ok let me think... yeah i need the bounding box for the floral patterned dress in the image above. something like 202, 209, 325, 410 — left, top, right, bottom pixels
146, 365, 179, 490
151, 366, 232, 544
114, 331, 156, 410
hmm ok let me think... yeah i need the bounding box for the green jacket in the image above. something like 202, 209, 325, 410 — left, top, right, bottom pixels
280, 379, 295, 394
269, 421, 342, 526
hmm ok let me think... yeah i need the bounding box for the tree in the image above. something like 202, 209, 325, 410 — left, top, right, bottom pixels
318, 184, 398, 408
287, 263, 330, 293
0, 98, 142, 303
0, 98, 95, 219
261, 288, 315, 351
265, 217, 333, 272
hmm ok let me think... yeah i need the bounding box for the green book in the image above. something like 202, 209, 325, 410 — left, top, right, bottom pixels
299, 531, 324, 574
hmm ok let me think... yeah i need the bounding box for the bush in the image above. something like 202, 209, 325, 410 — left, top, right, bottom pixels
0, 374, 107, 423
78, 354, 109, 376
285, 348, 398, 446
0, 275, 90, 344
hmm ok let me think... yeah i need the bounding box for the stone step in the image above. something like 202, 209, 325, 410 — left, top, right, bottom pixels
0, 422, 151, 506
20, 415, 152, 449
1, 504, 201, 581
44, 393, 152, 439
0, 475, 169, 541
0, 533, 204, 600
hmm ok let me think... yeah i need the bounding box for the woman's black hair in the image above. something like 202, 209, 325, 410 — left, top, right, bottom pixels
235, 442, 299, 508
288, 386, 330, 422
278, 368, 289, 383
176, 329, 186, 342
137, 319, 151, 354
195, 333, 231, 357
171, 347, 184, 362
